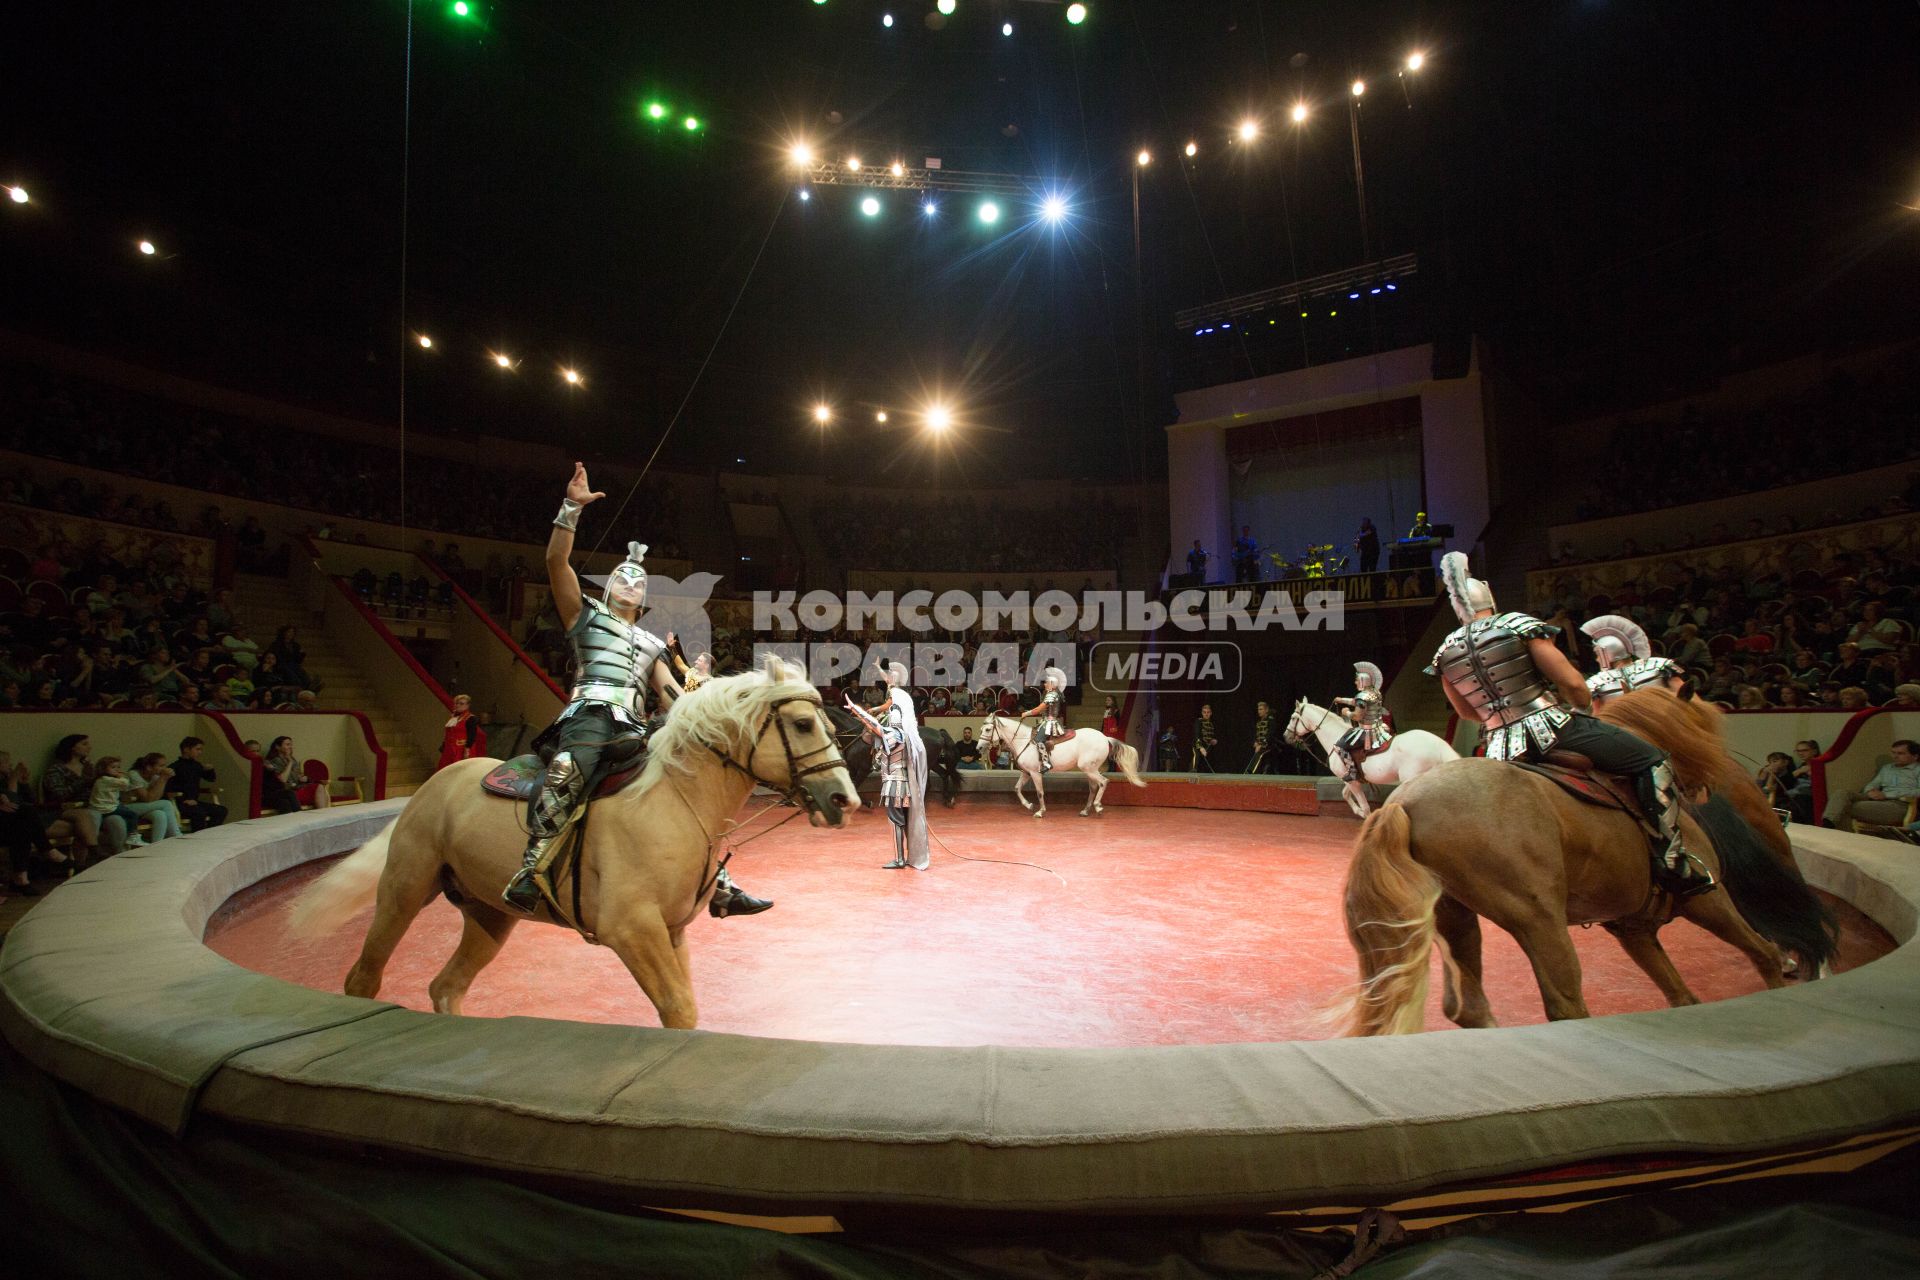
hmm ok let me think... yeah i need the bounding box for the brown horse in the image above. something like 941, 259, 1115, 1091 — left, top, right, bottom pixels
289, 658, 857, 1029
1338, 689, 1836, 1036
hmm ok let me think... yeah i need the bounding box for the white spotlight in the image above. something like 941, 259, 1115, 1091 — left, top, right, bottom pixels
922, 199, 938, 216
882, 12, 893, 27
937, 0, 956, 13
561, 368, 583, 386
492, 352, 514, 369
875, 410, 889, 423
812, 404, 832, 424
5, 186, 26, 204
1041, 195, 1068, 222
846, 156, 862, 172
137, 240, 156, 256
790, 142, 814, 166
1002, 22, 1013, 36
977, 200, 1001, 224
1406, 51, 1425, 71
1352, 79, 1366, 97
798, 188, 811, 201
1184, 140, 1198, 158
890, 160, 905, 177
416, 334, 434, 349
1136, 149, 1151, 167
1291, 102, 1308, 124
1238, 118, 1259, 142
860, 195, 881, 217
926, 405, 952, 431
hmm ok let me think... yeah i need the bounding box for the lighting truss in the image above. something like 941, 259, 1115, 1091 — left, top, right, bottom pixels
1174, 253, 1419, 331
800, 162, 1039, 201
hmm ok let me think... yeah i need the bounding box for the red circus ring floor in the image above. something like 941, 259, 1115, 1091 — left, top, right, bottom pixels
206, 795, 1892, 1047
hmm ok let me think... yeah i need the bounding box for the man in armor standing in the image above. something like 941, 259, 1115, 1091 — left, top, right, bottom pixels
1581, 615, 1689, 705
1427, 553, 1714, 898
1331, 661, 1394, 783
842, 661, 931, 869
1019, 666, 1069, 773
502, 464, 771, 918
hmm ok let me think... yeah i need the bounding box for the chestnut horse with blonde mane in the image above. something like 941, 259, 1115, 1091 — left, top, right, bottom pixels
289, 658, 857, 1029
1337, 688, 1835, 1035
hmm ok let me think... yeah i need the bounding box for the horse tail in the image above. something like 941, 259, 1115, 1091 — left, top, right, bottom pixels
288, 820, 395, 937
1337, 803, 1440, 1036
1114, 741, 1147, 787
1689, 793, 1838, 974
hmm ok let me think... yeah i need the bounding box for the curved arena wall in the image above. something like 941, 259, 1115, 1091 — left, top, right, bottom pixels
2, 801, 1918, 1217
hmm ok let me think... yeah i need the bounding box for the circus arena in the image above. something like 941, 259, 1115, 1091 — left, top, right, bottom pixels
4, 3, 1920, 1275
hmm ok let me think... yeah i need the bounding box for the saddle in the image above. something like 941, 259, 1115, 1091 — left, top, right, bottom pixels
1513, 751, 1657, 837
481, 749, 645, 803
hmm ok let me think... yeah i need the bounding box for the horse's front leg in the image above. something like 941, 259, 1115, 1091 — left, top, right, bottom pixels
601, 904, 698, 1030
1013, 764, 1033, 810
1341, 778, 1371, 819
1031, 765, 1046, 818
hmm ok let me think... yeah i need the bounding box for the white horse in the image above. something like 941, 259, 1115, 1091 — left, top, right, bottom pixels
978, 712, 1146, 817
1284, 697, 1458, 819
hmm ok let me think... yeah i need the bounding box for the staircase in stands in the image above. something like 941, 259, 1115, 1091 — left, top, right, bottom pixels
229, 572, 435, 796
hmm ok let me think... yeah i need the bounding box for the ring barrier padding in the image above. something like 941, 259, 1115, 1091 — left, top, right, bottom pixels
3, 800, 1918, 1216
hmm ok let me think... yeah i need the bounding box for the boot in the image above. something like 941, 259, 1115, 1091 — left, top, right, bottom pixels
1037, 739, 1053, 774
708, 865, 773, 918
502, 832, 562, 914
882, 811, 909, 868
1647, 759, 1716, 898
504, 753, 580, 914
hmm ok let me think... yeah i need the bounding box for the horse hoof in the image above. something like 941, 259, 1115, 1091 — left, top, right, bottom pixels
1033, 809, 1045, 818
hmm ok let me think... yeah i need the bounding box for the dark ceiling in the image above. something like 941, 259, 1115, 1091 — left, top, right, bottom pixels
2, 0, 1916, 484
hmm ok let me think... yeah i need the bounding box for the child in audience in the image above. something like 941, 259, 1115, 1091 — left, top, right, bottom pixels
87, 757, 149, 847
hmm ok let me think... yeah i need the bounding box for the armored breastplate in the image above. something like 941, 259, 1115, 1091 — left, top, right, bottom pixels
1429, 612, 1565, 727
569, 599, 666, 703
1621, 657, 1678, 691
1355, 689, 1387, 727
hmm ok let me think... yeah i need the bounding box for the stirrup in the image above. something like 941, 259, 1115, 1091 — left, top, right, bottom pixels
502, 866, 556, 914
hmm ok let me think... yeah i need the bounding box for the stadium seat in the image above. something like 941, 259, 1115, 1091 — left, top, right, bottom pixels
1707, 633, 1736, 657
27, 579, 68, 607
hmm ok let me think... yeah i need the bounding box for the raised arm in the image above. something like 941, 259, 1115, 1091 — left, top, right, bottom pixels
649, 655, 685, 710
548, 462, 607, 632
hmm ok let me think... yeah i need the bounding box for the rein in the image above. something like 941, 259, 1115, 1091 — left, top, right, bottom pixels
1286, 701, 1337, 767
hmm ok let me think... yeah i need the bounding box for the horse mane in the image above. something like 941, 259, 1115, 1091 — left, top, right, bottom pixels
623, 655, 817, 801
1594, 688, 1725, 793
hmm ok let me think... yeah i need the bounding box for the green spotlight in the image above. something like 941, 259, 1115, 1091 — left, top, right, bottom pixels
683, 116, 702, 132
451, 0, 471, 15
1067, 3, 1088, 24
977, 200, 1001, 225
644, 101, 669, 121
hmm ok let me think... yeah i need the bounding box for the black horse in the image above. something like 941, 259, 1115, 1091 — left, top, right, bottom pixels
825, 705, 961, 807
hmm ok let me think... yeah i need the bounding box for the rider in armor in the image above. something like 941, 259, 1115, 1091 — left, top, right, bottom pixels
1581, 614, 1688, 705
1426, 553, 1715, 898
502, 464, 772, 919
842, 661, 931, 870
1019, 667, 1068, 773
1331, 661, 1394, 782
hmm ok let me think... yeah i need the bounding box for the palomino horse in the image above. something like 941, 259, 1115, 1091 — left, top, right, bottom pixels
1284, 697, 1459, 818
289, 658, 857, 1030
1336, 688, 1835, 1035
977, 712, 1146, 817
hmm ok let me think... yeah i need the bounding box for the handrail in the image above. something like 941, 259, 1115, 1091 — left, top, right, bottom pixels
0, 707, 407, 819
305, 537, 454, 709
1810, 706, 1896, 822
415, 554, 565, 700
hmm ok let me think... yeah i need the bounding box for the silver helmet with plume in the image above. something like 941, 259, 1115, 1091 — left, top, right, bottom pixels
1438, 552, 1495, 624
1580, 614, 1651, 668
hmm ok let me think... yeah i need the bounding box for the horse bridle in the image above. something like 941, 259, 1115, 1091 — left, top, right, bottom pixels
1283, 697, 1335, 764
705, 693, 843, 815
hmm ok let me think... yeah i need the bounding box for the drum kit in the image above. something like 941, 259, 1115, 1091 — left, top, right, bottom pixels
1264, 543, 1350, 580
